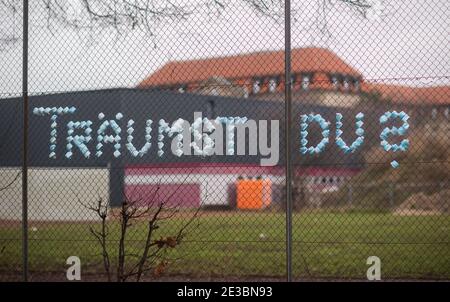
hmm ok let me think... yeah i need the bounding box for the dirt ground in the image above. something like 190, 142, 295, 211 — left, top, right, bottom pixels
1, 271, 446, 282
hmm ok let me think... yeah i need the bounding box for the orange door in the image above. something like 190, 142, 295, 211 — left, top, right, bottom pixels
236, 179, 272, 210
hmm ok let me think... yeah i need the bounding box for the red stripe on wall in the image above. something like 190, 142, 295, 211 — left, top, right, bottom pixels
125, 162, 359, 177
125, 183, 201, 207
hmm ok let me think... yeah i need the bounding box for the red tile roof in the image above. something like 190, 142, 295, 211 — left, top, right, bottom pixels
363, 83, 450, 105
138, 47, 449, 105
138, 47, 361, 88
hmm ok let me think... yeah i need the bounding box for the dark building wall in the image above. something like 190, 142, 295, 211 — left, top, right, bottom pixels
0, 88, 415, 205
0, 88, 380, 167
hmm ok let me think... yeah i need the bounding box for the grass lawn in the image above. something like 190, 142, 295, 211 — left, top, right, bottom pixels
1, 211, 449, 280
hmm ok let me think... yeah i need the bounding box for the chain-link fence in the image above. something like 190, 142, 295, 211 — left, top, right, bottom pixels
0, 0, 448, 281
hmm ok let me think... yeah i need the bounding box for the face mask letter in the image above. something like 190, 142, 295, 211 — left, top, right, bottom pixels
33, 106, 76, 158
379, 111, 410, 168
335, 112, 365, 154
299, 113, 330, 155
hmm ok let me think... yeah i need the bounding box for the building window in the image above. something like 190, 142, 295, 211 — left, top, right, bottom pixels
290, 75, 296, 88
431, 108, 437, 119
301, 75, 310, 91
252, 79, 261, 94
268, 78, 278, 92
343, 77, 350, 92
331, 75, 339, 90
353, 79, 360, 92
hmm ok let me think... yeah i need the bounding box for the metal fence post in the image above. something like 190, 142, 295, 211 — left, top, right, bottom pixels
284, 0, 293, 282
21, 0, 29, 282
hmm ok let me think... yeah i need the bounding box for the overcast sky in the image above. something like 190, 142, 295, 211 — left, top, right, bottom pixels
0, 0, 448, 98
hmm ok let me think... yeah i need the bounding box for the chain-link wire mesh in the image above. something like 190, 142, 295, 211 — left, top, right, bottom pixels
0, 0, 448, 281
0, 0, 23, 282
289, 0, 449, 280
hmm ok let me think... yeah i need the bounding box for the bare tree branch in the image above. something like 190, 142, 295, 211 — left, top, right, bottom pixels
82, 173, 203, 281
0, 0, 386, 49
74, 193, 112, 281
0, 171, 20, 193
